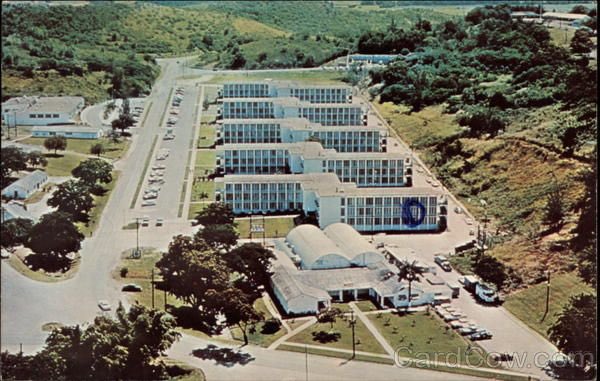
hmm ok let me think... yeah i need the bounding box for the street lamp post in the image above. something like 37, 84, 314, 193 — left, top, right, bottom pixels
541, 271, 551, 322
349, 309, 357, 359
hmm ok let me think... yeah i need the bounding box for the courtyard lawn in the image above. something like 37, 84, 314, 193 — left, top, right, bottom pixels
235, 216, 296, 239
191, 180, 215, 202
77, 171, 119, 237
504, 273, 595, 339
21, 137, 130, 159
354, 300, 379, 312
197, 124, 216, 148
368, 311, 492, 367
229, 298, 287, 347
187, 202, 208, 220
43, 152, 84, 176
287, 316, 387, 355
194, 150, 215, 173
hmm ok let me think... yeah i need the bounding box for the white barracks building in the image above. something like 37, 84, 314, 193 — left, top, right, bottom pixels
215, 142, 412, 187
218, 80, 353, 104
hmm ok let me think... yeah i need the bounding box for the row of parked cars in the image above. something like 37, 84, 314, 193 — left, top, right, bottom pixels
141, 150, 169, 207
434, 304, 492, 341
165, 87, 185, 138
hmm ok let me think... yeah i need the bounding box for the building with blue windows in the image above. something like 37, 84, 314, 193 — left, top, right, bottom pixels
219, 81, 352, 104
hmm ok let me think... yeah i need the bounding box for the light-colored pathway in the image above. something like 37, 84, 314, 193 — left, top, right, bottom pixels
181, 85, 204, 217
262, 292, 290, 332
267, 316, 316, 350
349, 302, 395, 357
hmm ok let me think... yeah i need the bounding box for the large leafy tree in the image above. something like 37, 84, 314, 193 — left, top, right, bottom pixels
570, 29, 594, 54
548, 294, 596, 372
27, 211, 84, 258
473, 254, 507, 290
1, 303, 180, 380
226, 243, 275, 293
0, 218, 34, 248
111, 113, 135, 133
48, 180, 94, 221
71, 158, 113, 192
0, 147, 28, 183
220, 288, 262, 346
196, 223, 238, 250
194, 202, 235, 226
43, 136, 67, 155
155, 235, 229, 322
27, 151, 48, 168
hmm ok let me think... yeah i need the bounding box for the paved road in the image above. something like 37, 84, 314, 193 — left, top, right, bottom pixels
168, 333, 487, 381
1, 57, 196, 354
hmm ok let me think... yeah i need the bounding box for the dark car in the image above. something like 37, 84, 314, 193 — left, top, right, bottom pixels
469, 330, 492, 341
122, 283, 143, 292
492, 353, 514, 362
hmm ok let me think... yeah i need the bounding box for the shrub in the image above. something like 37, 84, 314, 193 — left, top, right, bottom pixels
261, 318, 281, 334
120, 267, 128, 278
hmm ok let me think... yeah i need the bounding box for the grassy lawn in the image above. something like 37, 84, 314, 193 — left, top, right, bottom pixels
187, 202, 208, 220
229, 298, 287, 347
113, 248, 184, 311
354, 300, 380, 312
235, 216, 296, 239
278, 344, 394, 365
368, 311, 492, 367
197, 124, 215, 148
286, 317, 313, 332
191, 180, 215, 202
548, 26, 576, 48
287, 317, 387, 355
204, 70, 346, 85
20, 137, 130, 159
7, 250, 80, 283
43, 152, 84, 176
196, 149, 216, 169
504, 273, 595, 339
76, 171, 119, 237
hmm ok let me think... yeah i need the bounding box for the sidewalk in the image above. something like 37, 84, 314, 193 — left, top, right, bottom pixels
349, 302, 396, 357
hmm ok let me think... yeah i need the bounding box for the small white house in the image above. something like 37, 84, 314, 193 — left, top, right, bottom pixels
1, 201, 35, 223
2, 96, 85, 126
271, 265, 331, 315
32, 125, 104, 140
1, 170, 48, 200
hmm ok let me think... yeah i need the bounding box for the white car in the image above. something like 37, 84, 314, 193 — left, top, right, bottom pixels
156, 218, 164, 226
148, 179, 165, 184
141, 200, 157, 207
143, 193, 157, 200
152, 164, 166, 170
98, 300, 111, 311
163, 134, 175, 140
466, 218, 474, 225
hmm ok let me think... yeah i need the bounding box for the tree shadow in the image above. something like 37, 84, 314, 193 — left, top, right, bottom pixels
311, 330, 341, 343
192, 344, 255, 367
25, 253, 72, 273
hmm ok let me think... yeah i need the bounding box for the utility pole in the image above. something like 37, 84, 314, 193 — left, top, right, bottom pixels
151, 268, 155, 309
541, 271, 551, 322
349, 309, 356, 359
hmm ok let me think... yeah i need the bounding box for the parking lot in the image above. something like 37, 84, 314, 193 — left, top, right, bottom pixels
135, 85, 200, 220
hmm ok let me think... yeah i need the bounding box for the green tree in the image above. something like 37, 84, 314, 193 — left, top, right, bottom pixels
317, 307, 342, 329
71, 158, 113, 192
194, 202, 235, 226
397, 259, 425, 308
221, 288, 262, 346
0, 147, 28, 183
473, 254, 506, 290
0, 218, 34, 248
27, 151, 48, 168
543, 181, 564, 231
197, 223, 238, 250
570, 29, 594, 54
47, 180, 94, 221
226, 243, 275, 293
111, 114, 135, 133
548, 294, 596, 373
27, 211, 84, 258
43, 136, 67, 155
90, 143, 105, 157
155, 235, 229, 321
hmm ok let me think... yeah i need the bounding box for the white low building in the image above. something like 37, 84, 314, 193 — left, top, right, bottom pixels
1, 170, 48, 200
2, 96, 85, 126
1, 200, 36, 223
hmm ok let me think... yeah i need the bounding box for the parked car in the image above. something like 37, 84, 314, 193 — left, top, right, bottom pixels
98, 300, 111, 311
469, 330, 492, 341
465, 218, 473, 225
152, 164, 166, 170
156, 218, 164, 226
492, 353, 514, 362
458, 327, 477, 335
143, 193, 157, 200
434, 255, 452, 272
122, 284, 143, 292
141, 200, 157, 207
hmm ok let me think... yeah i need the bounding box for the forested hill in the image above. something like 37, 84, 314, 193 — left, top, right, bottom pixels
1, 1, 456, 103
358, 4, 596, 288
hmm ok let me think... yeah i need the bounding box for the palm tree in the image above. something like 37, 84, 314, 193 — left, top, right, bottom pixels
397, 259, 425, 310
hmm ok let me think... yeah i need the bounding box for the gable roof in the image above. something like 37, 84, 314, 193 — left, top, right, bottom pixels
271, 265, 330, 301
2, 170, 47, 193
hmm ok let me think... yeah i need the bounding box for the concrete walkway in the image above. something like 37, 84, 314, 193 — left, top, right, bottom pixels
349, 302, 396, 357
268, 316, 316, 350
181, 85, 204, 216
281, 341, 392, 360
261, 292, 290, 332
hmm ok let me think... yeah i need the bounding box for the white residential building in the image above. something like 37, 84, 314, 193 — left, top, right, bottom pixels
1, 96, 84, 126
215, 142, 411, 187
218, 98, 366, 126
217, 118, 386, 152
1, 170, 48, 200
219, 81, 352, 104
215, 173, 446, 232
